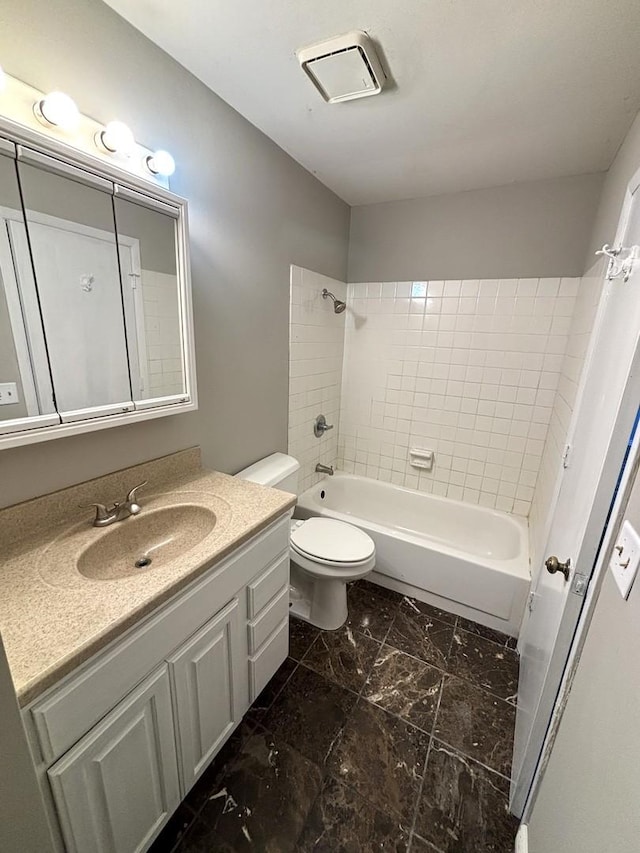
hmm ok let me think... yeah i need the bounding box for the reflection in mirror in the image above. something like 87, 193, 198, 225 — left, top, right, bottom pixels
17, 160, 132, 419
0, 150, 56, 427
113, 196, 185, 402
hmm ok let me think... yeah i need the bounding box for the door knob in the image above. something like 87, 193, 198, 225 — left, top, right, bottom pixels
545, 555, 571, 582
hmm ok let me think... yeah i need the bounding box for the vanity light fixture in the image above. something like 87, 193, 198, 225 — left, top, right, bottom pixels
145, 149, 175, 177
96, 120, 136, 155
33, 91, 80, 131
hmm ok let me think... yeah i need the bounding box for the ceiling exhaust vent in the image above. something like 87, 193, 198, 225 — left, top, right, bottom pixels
296, 31, 386, 104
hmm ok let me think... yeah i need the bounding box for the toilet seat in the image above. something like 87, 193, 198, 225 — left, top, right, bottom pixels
290, 517, 375, 567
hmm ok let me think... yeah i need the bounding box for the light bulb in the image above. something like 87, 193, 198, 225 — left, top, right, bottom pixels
146, 150, 175, 177
98, 121, 135, 155
35, 91, 79, 131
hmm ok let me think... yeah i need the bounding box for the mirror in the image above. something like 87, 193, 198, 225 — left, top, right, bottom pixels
113, 195, 186, 404
0, 148, 57, 432
0, 131, 195, 448
18, 158, 133, 421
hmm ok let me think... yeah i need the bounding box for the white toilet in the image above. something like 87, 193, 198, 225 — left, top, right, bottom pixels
236, 453, 375, 630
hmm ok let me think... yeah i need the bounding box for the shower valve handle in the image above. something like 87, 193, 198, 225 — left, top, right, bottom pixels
314, 414, 334, 438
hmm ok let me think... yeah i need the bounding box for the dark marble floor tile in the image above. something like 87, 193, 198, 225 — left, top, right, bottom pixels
386, 604, 454, 670
327, 699, 429, 821
246, 656, 298, 724
447, 631, 519, 702
410, 837, 443, 852
414, 741, 519, 852
290, 617, 321, 660
357, 578, 405, 605
184, 719, 256, 813
363, 645, 443, 732
433, 678, 516, 778
149, 802, 197, 852
399, 595, 458, 626
505, 636, 518, 650
346, 583, 399, 641
259, 665, 357, 766
456, 617, 512, 648
302, 626, 381, 692
178, 729, 323, 853
296, 776, 410, 852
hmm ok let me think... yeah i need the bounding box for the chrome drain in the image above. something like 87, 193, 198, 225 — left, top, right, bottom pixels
134, 556, 152, 569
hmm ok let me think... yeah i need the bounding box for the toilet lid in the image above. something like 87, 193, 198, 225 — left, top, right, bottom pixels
290, 517, 375, 563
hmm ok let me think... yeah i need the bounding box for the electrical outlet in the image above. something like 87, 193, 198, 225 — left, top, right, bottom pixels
610, 520, 640, 599
0, 382, 19, 406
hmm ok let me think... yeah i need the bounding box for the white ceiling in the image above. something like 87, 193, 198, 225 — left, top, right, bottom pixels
103, 0, 640, 206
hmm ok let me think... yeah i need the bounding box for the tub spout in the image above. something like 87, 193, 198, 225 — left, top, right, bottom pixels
315, 463, 334, 476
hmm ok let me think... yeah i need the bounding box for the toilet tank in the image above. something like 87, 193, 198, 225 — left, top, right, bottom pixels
235, 452, 300, 494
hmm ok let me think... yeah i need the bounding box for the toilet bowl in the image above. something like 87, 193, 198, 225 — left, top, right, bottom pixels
235, 453, 376, 630
289, 517, 375, 629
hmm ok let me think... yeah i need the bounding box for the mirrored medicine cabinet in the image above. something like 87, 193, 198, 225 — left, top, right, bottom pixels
0, 127, 196, 448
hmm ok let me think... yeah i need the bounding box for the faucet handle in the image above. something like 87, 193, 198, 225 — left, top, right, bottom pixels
78, 502, 110, 523
125, 481, 147, 508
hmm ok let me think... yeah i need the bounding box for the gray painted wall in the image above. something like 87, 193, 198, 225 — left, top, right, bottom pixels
0, 634, 54, 852
586, 111, 640, 263
348, 173, 604, 282
527, 110, 640, 852
0, 0, 349, 508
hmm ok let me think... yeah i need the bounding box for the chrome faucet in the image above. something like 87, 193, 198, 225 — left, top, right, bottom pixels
81, 482, 147, 527
315, 463, 334, 476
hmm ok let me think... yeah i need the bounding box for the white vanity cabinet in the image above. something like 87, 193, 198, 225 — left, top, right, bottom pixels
47, 667, 181, 853
24, 514, 291, 853
168, 598, 242, 790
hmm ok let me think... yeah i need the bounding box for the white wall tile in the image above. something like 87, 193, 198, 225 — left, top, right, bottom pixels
338, 278, 577, 516
288, 266, 346, 492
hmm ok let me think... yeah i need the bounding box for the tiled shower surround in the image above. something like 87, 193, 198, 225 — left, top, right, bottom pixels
288, 266, 346, 492
338, 278, 579, 515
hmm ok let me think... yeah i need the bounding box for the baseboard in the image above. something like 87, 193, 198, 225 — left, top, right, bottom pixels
515, 823, 528, 853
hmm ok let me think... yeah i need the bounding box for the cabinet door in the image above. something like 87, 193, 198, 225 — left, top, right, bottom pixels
168, 598, 242, 791
47, 666, 180, 853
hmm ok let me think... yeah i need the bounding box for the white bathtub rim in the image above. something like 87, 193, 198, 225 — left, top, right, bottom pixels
298, 473, 530, 581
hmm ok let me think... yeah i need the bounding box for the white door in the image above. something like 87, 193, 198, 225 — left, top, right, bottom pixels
47, 666, 181, 853
25, 217, 133, 416
511, 180, 640, 815
168, 598, 242, 792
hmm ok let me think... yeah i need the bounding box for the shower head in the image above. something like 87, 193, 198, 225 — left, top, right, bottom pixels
322, 288, 347, 314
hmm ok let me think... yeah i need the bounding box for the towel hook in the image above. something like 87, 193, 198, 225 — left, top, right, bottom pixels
595, 243, 639, 283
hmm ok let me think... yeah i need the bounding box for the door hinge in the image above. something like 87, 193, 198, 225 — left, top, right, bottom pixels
129, 272, 140, 290
527, 591, 536, 612
562, 443, 572, 469
570, 572, 589, 597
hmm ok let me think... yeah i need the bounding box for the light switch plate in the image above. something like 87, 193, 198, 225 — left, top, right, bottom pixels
0, 382, 19, 405
610, 520, 640, 599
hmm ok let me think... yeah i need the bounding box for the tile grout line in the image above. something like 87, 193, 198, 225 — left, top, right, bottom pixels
407, 674, 446, 853
429, 734, 515, 785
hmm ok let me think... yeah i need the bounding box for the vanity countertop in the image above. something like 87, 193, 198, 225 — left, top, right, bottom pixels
0, 449, 295, 707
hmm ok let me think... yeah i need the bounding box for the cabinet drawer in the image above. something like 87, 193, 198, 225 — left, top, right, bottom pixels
247, 586, 289, 655
248, 617, 289, 700
247, 552, 289, 618
30, 515, 289, 765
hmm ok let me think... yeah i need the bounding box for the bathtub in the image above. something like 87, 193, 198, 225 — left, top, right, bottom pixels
296, 473, 530, 637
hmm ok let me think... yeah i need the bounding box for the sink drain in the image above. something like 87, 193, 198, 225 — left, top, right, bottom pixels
134, 556, 152, 569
